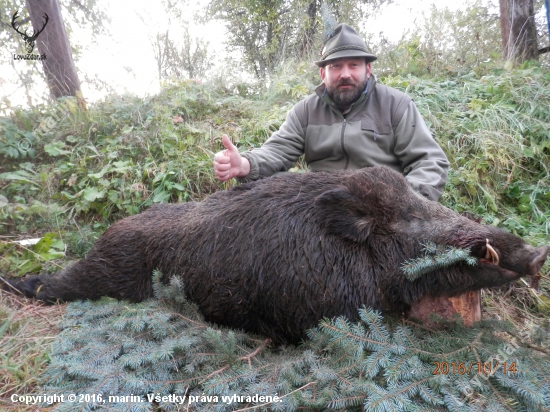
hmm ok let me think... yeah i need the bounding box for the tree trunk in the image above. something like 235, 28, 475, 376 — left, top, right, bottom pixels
542, 0, 550, 54
300, 0, 318, 57
26, 0, 82, 101
499, 0, 539, 63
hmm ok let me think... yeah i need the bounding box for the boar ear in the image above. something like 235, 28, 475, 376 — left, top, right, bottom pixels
315, 187, 373, 242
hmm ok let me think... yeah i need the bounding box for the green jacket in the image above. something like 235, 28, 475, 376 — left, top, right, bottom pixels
241, 76, 449, 201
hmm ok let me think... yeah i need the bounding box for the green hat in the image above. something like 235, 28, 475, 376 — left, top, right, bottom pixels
315, 23, 377, 67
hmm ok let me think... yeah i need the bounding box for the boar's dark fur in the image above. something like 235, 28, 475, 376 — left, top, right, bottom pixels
5, 166, 548, 343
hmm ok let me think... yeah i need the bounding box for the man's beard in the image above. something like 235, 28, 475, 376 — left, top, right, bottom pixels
327, 78, 367, 109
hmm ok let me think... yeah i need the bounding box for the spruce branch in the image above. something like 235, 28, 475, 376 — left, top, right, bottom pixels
401, 242, 478, 281
233, 382, 318, 411
39, 276, 550, 411
241, 338, 271, 366
197, 338, 270, 387
402, 318, 439, 333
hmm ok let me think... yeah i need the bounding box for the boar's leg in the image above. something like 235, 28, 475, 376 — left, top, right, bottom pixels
2, 202, 197, 303
4, 232, 156, 303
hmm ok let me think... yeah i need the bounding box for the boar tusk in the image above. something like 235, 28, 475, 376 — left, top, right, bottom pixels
485, 239, 499, 265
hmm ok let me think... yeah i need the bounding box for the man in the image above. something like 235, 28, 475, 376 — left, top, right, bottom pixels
213, 24, 449, 201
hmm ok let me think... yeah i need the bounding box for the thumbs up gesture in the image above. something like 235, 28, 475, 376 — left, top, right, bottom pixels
213, 134, 250, 181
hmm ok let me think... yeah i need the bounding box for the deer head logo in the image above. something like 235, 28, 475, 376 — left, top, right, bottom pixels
11, 11, 49, 54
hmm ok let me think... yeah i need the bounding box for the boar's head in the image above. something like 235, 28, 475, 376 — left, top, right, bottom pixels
315, 166, 548, 308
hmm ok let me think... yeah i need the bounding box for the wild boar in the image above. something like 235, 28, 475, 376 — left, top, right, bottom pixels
5, 166, 548, 343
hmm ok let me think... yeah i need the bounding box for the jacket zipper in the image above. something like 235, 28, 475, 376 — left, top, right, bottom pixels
340, 118, 349, 169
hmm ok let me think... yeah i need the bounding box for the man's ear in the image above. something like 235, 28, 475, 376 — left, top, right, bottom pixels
319, 66, 326, 82
314, 187, 373, 243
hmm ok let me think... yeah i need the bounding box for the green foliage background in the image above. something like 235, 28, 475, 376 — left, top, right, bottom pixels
1, 66, 549, 245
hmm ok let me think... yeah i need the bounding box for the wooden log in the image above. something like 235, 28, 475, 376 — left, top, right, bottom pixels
407, 290, 482, 328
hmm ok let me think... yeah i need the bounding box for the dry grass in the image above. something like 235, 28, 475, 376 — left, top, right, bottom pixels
0, 290, 65, 411
482, 269, 550, 352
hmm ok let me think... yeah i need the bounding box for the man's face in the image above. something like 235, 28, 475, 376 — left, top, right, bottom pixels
320, 58, 372, 109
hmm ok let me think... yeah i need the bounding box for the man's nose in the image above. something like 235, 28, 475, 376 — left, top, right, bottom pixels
340, 66, 351, 78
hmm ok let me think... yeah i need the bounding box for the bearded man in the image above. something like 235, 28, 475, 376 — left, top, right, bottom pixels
213, 24, 449, 201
